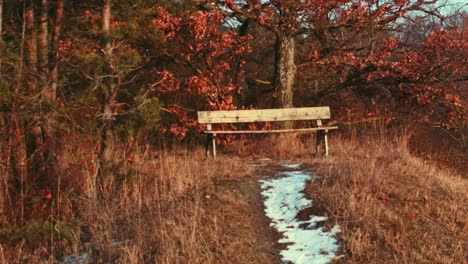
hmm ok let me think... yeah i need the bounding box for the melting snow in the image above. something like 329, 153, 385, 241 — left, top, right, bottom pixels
282, 164, 301, 169
61, 252, 90, 264
259, 166, 341, 264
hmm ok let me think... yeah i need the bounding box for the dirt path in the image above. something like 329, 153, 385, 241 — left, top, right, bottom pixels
205, 160, 339, 264
207, 164, 283, 263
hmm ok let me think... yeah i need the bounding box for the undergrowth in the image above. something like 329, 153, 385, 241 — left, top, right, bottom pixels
1, 126, 465, 263
307, 131, 467, 263
0, 141, 254, 263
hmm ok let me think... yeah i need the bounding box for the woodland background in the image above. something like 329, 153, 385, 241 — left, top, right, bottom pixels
0, 0, 466, 262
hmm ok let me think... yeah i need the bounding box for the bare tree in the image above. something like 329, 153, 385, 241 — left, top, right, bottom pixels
42, 0, 64, 179
49, 0, 64, 100
24, 0, 37, 93
37, 0, 48, 83
99, 0, 118, 184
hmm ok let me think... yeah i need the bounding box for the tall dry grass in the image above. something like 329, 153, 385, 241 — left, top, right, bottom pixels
307, 130, 467, 263
0, 138, 257, 263
224, 133, 316, 159
1, 124, 465, 263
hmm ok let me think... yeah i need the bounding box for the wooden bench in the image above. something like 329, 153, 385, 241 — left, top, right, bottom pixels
197, 106, 338, 157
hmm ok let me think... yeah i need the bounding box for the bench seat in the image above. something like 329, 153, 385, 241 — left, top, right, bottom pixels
203, 127, 338, 134
197, 106, 337, 157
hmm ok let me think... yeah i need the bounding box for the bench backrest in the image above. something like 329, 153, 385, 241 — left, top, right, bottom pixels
197, 106, 331, 124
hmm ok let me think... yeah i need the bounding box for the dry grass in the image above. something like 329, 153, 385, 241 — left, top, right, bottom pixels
1, 127, 466, 263
0, 139, 267, 263
307, 132, 467, 263
223, 133, 316, 159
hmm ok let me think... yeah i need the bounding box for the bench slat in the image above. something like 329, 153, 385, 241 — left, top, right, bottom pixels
204, 126, 338, 134
198, 107, 331, 124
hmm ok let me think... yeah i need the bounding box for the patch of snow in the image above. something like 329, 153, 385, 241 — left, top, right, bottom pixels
61, 252, 90, 264
282, 164, 301, 169
260, 170, 341, 264
60, 240, 128, 264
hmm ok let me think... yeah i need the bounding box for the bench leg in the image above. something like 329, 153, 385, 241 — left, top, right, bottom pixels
324, 130, 329, 156
204, 134, 217, 158
205, 134, 215, 157
316, 130, 323, 157
205, 134, 211, 157
316, 130, 330, 157
212, 133, 217, 158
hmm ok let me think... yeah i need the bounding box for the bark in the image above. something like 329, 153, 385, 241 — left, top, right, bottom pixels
42, 0, 64, 180
9, 1, 29, 223
236, 19, 249, 103
99, 0, 117, 176
273, 35, 296, 108
0, 0, 2, 33
0, 0, 3, 72
49, 0, 64, 101
37, 0, 48, 83
24, 0, 46, 184
23, 0, 42, 175
0, 0, 2, 40
24, 0, 37, 93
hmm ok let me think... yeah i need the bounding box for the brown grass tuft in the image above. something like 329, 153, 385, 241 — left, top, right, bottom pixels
307, 132, 467, 263
223, 133, 317, 159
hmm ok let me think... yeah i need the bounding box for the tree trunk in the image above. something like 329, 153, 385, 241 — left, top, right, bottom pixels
24, 0, 37, 93
24, 0, 46, 182
273, 35, 296, 108
41, 0, 64, 180
36, 0, 49, 174
99, 0, 117, 179
7, 1, 31, 223
37, 0, 48, 84
0, 0, 3, 72
49, 0, 64, 100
